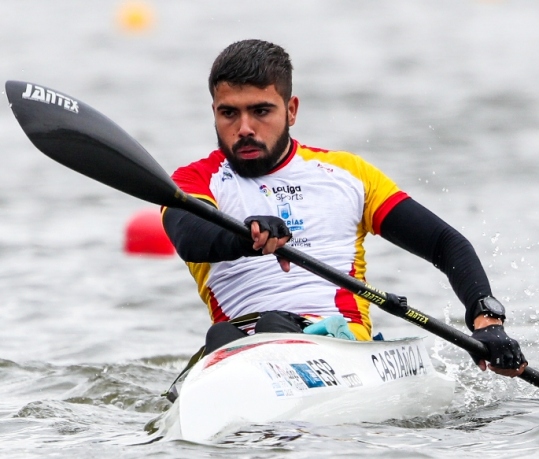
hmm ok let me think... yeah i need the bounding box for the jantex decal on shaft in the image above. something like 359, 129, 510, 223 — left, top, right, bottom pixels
359, 282, 386, 305
21, 83, 79, 113
371, 344, 426, 382
405, 308, 429, 325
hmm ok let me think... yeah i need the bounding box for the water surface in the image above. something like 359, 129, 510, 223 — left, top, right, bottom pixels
1, 1, 539, 457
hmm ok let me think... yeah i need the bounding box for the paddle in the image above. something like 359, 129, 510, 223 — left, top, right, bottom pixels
6, 80, 539, 387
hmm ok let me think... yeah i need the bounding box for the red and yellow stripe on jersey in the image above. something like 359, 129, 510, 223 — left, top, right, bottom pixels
168, 140, 408, 340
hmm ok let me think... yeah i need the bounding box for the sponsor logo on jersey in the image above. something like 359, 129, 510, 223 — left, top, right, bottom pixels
272, 185, 301, 194
221, 170, 233, 181
259, 184, 272, 196
278, 203, 304, 232
276, 192, 303, 202
273, 184, 303, 202
317, 163, 334, 173
278, 202, 292, 219
21, 83, 79, 113
289, 237, 311, 247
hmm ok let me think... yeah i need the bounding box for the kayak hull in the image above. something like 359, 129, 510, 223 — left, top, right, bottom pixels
152, 333, 454, 443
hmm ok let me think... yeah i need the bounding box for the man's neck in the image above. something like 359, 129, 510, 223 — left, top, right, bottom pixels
269, 138, 294, 172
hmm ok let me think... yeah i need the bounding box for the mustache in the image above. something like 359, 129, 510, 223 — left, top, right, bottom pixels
232, 137, 267, 153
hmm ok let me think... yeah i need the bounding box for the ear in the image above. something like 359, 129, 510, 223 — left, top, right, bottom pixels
287, 96, 299, 127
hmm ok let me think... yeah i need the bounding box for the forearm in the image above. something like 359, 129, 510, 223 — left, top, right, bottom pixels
162, 204, 259, 262
380, 198, 492, 330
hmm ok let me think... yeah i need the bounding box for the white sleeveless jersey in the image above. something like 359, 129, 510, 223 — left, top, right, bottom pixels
168, 140, 408, 340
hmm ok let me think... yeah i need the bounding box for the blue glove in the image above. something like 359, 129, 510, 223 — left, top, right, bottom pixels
303, 316, 356, 341
470, 325, 527, 369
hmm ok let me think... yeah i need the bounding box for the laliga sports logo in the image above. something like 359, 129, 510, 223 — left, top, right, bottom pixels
259, 184, 272, 196
21, 83, 79, 113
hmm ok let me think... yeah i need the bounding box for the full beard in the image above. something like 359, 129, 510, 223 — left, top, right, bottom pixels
217, 123, 290, 178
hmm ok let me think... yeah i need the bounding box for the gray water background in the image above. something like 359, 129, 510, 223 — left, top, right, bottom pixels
2, 1, 539, 457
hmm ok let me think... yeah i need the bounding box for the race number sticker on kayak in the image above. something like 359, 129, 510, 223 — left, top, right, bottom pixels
303, 359, 341, 387
290, 363, 326, 388
260, 361, 310, 396
260, 359, 341, 397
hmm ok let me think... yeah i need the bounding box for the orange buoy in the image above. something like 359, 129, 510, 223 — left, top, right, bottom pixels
124, 209, 175, 256
116, 1, 155, 33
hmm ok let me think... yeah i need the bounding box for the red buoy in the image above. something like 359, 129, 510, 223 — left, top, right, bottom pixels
124, 209, 175, 256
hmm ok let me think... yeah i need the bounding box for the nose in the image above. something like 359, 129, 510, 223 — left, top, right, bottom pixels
238, 113, 255, 138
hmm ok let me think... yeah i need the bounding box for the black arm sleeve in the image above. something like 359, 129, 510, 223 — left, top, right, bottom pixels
162, 202, 260, 263
380, 198, 491, 330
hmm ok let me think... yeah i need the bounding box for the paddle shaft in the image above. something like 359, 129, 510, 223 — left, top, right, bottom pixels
175, 192, 539, 387
6, 80, 538, 387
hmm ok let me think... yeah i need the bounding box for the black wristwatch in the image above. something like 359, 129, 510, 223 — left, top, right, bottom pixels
474, 296, 506, 322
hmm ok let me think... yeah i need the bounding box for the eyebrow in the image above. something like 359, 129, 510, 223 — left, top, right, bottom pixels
216, 102, 278, 111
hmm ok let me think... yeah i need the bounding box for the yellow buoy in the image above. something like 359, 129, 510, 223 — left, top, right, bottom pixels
116, 1, 155, 32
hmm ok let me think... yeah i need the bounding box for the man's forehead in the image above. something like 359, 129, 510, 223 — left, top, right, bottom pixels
213, 82, 282, 103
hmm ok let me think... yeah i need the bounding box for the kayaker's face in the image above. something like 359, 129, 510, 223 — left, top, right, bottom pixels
212, 83, 299, 177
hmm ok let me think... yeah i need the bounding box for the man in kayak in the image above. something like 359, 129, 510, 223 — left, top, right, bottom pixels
162, 39, 526, 379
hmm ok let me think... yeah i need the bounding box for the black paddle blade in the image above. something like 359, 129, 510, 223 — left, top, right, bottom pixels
5, 80, 184, 207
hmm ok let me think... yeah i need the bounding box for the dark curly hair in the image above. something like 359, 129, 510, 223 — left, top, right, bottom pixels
209, 39, 293, 102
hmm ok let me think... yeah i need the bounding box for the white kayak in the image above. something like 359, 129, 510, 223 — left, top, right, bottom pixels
149, 333, 455, 443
